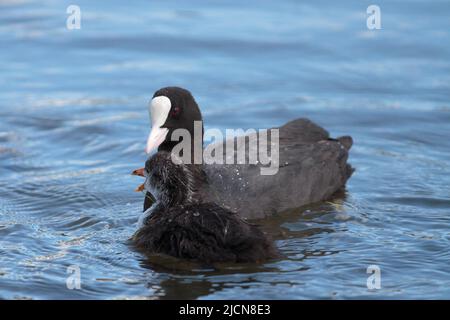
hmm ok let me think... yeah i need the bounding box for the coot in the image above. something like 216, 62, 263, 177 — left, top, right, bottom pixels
139, 87, 353, 219
132, 151, 278, 263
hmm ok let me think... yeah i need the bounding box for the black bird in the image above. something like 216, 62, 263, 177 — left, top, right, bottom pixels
137, 86, 354, 219
132, 151, 278, 263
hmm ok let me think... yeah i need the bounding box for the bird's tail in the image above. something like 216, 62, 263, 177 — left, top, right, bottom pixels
337, 135, 355, 179
337, 135, 353, 151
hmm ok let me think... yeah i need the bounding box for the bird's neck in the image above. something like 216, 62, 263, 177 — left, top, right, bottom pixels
158, 129, 204, 164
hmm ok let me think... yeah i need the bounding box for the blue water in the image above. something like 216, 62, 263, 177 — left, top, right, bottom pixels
0, 0, 449, 299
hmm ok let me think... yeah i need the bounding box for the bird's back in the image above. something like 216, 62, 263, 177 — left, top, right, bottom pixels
204, 118, 353, 219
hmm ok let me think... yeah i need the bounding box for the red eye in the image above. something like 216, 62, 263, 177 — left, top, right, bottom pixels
170, 106, 181, 117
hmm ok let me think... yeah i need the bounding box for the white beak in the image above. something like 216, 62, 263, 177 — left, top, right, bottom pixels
145, 126, 169, 154
145, 95, 171, 154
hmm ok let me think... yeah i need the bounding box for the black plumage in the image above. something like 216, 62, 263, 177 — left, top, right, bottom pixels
142, 87, 354, 219
133, 152, 278, 263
